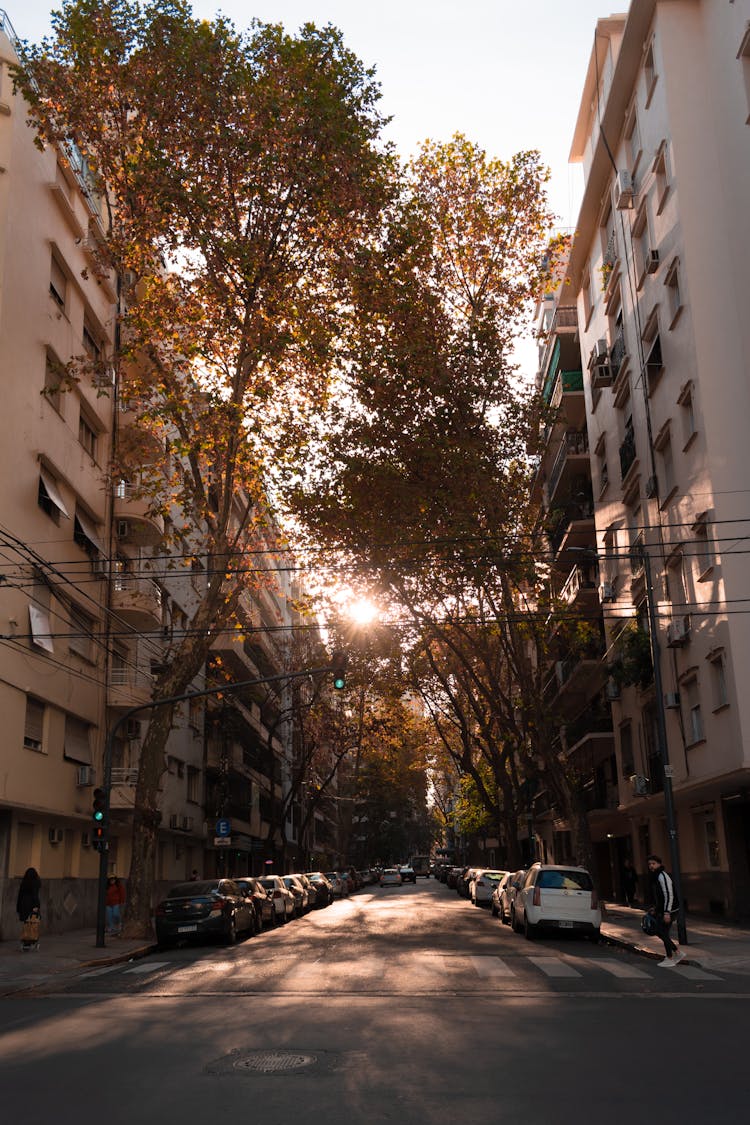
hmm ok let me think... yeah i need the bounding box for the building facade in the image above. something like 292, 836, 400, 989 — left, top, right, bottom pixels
566, 0, 750, 916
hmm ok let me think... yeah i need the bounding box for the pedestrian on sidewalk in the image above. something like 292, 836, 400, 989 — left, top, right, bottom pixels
106, 876, 126, 936
647, 854, 684, 967
16, 867, 41, 951
622, 858, 639, 908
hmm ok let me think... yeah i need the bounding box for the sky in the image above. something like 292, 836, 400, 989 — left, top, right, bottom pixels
7, 0, 625, 362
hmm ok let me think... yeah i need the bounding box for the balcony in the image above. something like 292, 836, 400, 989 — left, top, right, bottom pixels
610, 329, 627, 380
558, 564, 598, 608
548, 494, 595, 557
113, 481, 165, 547
108, 665, 153, 709
111, 575, 162, 631
110, 767, 138, 810
547, 430, 590, 503
550, 369, 584, 412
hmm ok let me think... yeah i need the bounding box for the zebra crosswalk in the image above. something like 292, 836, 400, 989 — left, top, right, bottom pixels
80, 950, 724, 987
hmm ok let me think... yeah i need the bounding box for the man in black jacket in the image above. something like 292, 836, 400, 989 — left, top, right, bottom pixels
647, 854, 684, 967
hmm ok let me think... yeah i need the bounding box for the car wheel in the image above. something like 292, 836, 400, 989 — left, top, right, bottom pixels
587, 929, 600, 944
524, 915, 536, 941
225, 915, 237, 945
157, 937, 175, 951
511, 906, 521, 933
491, 902, 498, 917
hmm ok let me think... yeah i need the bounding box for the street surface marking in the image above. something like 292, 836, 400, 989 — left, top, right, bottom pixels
593, 958, 651, 979
470, 955, 517, 977
671, 964, 721, 981
79, 965, 122, 978
527, 957, 582, 978
123, 961, 170, 974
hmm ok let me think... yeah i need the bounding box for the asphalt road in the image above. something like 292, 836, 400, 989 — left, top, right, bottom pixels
2, 879, 749, 1124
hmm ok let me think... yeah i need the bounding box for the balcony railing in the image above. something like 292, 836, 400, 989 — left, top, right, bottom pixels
610, 329, 627, 378
548, 430, 589, 500
558, 564, 597, 606
619, 432, 637, 480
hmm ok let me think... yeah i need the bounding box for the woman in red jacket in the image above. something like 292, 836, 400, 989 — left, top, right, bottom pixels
106, 876, 126, 936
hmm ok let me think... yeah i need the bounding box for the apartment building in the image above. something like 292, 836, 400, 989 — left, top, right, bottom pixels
565, 0, 750, 916
0, 13, 208, 932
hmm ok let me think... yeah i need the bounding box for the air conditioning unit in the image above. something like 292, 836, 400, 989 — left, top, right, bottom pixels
630, 774, 651, 797
665, 692, 681, 709
169, 814, 179, 830
646, 248, 660, 273
666, 616, 690, 647
599, 582, 616, 603
645, 474, 658, 499
614, 170, 635, 210
125, 718, 142, 740
76, 765, 95, 787
48, 827, 64, 844
116, 520, 130, 539
589, 339, 613, 388
605, 679, 621, 701
588, 338, 608, 366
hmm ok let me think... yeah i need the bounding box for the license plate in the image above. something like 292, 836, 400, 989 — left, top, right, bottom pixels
558, 920, 574, 929
177, 924, 198, 933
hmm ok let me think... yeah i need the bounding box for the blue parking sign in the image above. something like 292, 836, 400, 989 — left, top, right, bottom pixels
215, 818, 231, 837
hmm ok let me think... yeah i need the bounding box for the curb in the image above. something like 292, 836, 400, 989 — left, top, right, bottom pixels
76, 942, 158, 970
602, 928, 702, 968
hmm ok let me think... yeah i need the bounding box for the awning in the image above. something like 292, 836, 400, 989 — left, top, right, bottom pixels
29, 605, 54, 653
74, 509, 103, 554
39, 467, 70, 519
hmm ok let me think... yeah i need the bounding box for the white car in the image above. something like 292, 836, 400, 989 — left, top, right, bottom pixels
470, 869, 510, 907
258, 875, 296, 922
494, 869, 527, 924
512, 863, 601, 941
379, 867, 402, 886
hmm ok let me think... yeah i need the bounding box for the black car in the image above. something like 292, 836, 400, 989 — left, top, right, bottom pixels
306, 871, 334, 906
235, 876, 276, 930
154, 879, 256, 948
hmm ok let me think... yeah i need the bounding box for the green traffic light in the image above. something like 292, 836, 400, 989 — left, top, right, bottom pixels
93, 809, 104, 822
333, 674, 345, 690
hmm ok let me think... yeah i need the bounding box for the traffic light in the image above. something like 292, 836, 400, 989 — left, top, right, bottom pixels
331, 650, 347, 690
92, 787, 108, 850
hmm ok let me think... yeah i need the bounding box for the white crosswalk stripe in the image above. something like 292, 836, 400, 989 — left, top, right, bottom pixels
470, 955, 517, 977
670, 963, 721, 981
123, 961, 170, 974
593, 958, 651, 979
527, 957, 582, 978
79, 965, 122, 979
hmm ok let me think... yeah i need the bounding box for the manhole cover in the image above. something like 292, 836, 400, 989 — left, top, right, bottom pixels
233, 1051, 318, 1074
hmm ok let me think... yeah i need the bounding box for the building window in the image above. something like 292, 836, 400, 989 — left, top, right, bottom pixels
652, 139, 669, 214
664, 256, 682, 326
738, 23, 750, 125
44, 352, 63, 412
38, 466, 69, 524
581, 267, 594, 328
597, 444, 609, 496
692, 512, 715, 582
78, 410, 98, 459
641, 307, 663, 392
644, 39, 658, 107
667, 552, 688, 608
82, 317, 102, 361
111, 647, 129, 687
709, 651, 728, 710
50, 252, 68, 311
677, 381, 696, 449
632, 199, 653, 288
653, 422, 676, 503
683, 677, 704, 745
24, 698, 45, 752
73, 509, 102, 559
68, 603, 94, 662
704, 818, 721, 868
619, 722, 634, 778
187, 766, 201, 804
64, 714, 93, 765
625, 105, 642, 179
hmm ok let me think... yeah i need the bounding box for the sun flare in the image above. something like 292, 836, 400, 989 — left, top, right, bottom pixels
347, 597, 379, 626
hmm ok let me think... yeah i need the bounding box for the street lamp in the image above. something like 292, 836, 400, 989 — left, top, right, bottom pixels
570, 545, 687, 944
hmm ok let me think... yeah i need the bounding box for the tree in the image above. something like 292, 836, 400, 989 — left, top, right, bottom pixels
16, 0, 391, 934
288, 136, 597, 870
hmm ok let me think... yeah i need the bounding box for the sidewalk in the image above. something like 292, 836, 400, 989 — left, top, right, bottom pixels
601, 903, 750, 974
0, 927, 155, 996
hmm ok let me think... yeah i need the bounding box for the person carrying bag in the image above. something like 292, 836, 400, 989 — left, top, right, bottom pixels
17, 867, 42, 951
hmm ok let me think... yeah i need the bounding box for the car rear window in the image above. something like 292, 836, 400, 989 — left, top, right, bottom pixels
537, 869, 593, 891
168, 881, 218, 897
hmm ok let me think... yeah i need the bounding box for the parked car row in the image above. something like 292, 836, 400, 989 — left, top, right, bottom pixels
440, 862, 602, 941
154, 869, 357, 949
